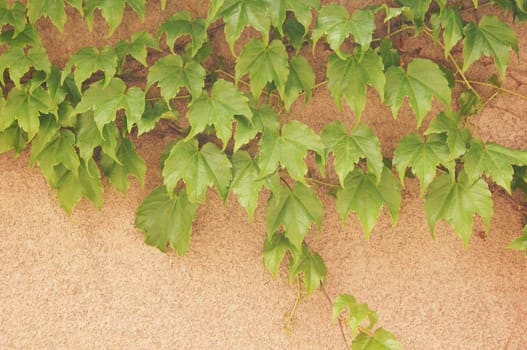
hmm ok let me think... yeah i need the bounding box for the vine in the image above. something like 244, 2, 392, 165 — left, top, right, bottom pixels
1, 0, 527, 347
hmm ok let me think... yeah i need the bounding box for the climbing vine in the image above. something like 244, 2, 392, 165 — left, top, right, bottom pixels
2, 0, 527, 347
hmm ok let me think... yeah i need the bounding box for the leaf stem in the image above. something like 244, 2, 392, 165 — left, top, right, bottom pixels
307, 177, 340, 188
463, 79, 527, 101
320, 283, 349, 349
284, 276, 302, 333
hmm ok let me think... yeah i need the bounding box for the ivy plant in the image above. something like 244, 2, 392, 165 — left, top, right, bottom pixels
2, 0, 527, 347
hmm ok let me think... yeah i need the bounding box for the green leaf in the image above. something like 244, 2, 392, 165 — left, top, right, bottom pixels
288, 245, 327, 296
0, 46, 51, 87
84, 0, 146, 36
136, 186, 198, 254
337, 168, 401, 238
236, 39, 289, 99
0, 122, 28, 155
269, 0, 320, 35
0, 1, 27, 38
147, 54, 205, 101
378, 38, 400, 70
327, 49, 385, 119
101, 138, 146, 193
463, 15, 518, 78
217, 0, 271, 52
333, 294, 378, 337
115, 31, 160, 67
282, 55, 315, 111
463, 138, 527, 192
263, 231, 295, 277
75, 113, 119, 162
66, 0, 84, 14
312, 4, 375, 58
351, 328, 402, 350
27, 0, 66, 31
258, 120, 325, 184
162, 139, 233, 203
396, 0, 432, 29
158, 11, 207, 57
62, 46, 117, 91
283, 17, 306, 52
431, 6, 464, 58
384, 58, 451, 126
424, 171, 493, 246
133, 99, 173, 136
459, 89, 482, 116
321, 121, 384, 186
506, 225, 527, 255
121, 87, 146, 133
265, 183, 323, 249
185, 79, 252, 148
425, 111, 471, 159
231, 150, 265, 221
0, 24, 42, 48
393, 133, 452, 195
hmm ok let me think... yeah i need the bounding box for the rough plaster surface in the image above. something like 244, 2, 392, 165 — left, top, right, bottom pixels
1, 1, 527, 349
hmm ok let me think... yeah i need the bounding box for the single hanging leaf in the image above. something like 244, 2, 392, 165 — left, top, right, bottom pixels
62, 46, 117, 91
147, 54, 205, 101
84, 0, 146, 36
101, 138, 146, 193
463, 138, 527, 192
332, 294, 378, 337
424, 171, 493, 246
258, 120, 325, 184
235, 39, 289, 99
115, 31, 160, 67
393, 133, 452, 195
136, 186, 198, 254
162, 139, 232, 203
0, 1, 27, 38
158, 11, 207, 57
430, 6, 464, 58
217, 0, 271, 52
27, 0, 66, 31
384, 58, 451, 126
0, 46, 51, 87
506, 225, 527, 255
0, 123, 28, 155
327, 49, 385, 119
185, 79, 252, 149
29, 115, 60, 166
230, 150, 265, 221
351, 328, 402, 350
425, 111, 471, 160
396, 0, 432, 29
121, 87, 146, 132
463, 15, 518, 78
288, 245, 327, 296
321, 121, 384, 186
266, 183, 323, 249
337, 168, 401, 238
282, 55, 315, 111
312, 5, 375, 58
269, 0, 320, 35
263, 231, 295, 277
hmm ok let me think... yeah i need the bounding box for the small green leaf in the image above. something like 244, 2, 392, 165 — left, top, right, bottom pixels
162, 139, 233, 203
0, 24, 42, 48
321, 121, 384, 186
351, 328, 402, 350
431, 6, 464, 58
147, 54, 205, 101
425, 111, 471, 159
136, 186, 198, 255
283, 17, 306, 52
0, 46, 51, 87
506, 225, 527, 255
396, 0, 432, 29
425, 171, 493, 246
288, 245, 327, 296
186, 79, 252, 148
459, 89, 482, 116
266, 183, 323, 249
463, 15, 518, 78
231, 150, 265, 221
84, 0, 146, 36
378, 38, 400, 70
27, 0, 66, 31
327, 49, 385, 119
282, 55, 315, 111
115, 31, 160, 67
133, 99, 173, 136
0, 122, 28, 155
62, 46, 117, 91
158, 11, 207, 57
263, 231, 295, 277
236, 39, 289, 99
269, 0, 320, 35
333, 294, 378, 337
0, 1, 27, 38
101, 137, 146, 193
384, 58, 451, 126
337, 168, 401, 238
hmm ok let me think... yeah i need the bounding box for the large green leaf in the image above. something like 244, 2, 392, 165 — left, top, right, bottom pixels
136, 186, 197, 255
162, 139, 232, 203
84, 0, 146, 36
61, 46, 118, 91
101, 137, 146, 193
463, 15, 518, 78
185, 79, 252, 148
0, 46, 51, 87
351, 328, 402, 350
266, 183, 323, 249
258, 120, 325, 184
158, 11, 207, 57
312, 4, 375, 58
332, 294, 378, 337
288, 245, 327, 296
282, 55, 315, 111
269, 0, 320, 35
115, 31, 160, 67
235, 39, 289, 99
147, 54, 206, 101
384, 58, 451, 126
263, 231, 295, 277
321, 121, 383, 186
0, 1, 27, 38
337, 168, 401, 238
424, 171, 493, 246
463, 138, 527, 192
217, 0, 271, 52
327, 49, 385, 119
431, 6, 464, 58
393, 133, 452, 195
27, 0, 66, 31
